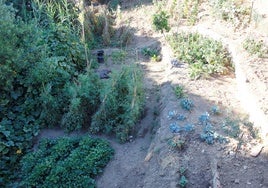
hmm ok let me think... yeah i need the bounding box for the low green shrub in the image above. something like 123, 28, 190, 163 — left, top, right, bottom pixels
168, 32, 232, 79
141, 47, 161, 62
20, 136, 114, 187
243, 38, 268, 58
173, 85, 185, 99
152, 10, 170, 33
222, 118, 241, 138
91, 65, 145, 142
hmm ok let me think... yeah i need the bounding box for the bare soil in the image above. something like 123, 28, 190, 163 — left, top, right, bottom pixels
38, 0, 268, 187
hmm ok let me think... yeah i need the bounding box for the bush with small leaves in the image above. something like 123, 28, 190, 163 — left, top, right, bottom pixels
152, 10, 170, 34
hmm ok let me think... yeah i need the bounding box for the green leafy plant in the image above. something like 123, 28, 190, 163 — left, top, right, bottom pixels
61, 72, 101, 132
179, 166, 187, 175
111, 50, 127, 63
152, 10, 170, 34
180, 98, 194, 111
181, 0, 200, 25
199, 113, 227, 144
91, 65, 145, 142
141, 47, 162, 62
20, 136, 114, 187
168, 136, 186, 151
222, 118, 241, 138
178, 166, 188, 187
211, 105, 221, 115
0, 0, 103, 185
243, 38, 268, 58
179, 175, 188, 188
173, 85, 185, 99
167, 32, 232, 79
243, 119, 259, 139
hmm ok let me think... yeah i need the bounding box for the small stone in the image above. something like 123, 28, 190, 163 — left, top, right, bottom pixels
247, 181, 251, 185
144, 151, 153, 162
250, 145, 264, 157
234, 163, 240, 167
229, 151, 235, 156
243, 165, 248, 170
234, 179, 240, 184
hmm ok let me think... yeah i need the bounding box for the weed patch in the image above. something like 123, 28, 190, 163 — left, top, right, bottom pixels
111, 50, 127, 64
91, 65, 145, 142
167, 32, 233, 79
243, 38, 268, 58
210, 0, 251, 28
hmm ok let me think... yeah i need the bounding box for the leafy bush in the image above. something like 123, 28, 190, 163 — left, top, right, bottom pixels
0, 2, 43, 184
20, 136, 114, 187
167, 32, 232, 79
152, 10, 170, 33
211, 105, 221, 115
91, 65, 145, 142
61, 72, 101, 132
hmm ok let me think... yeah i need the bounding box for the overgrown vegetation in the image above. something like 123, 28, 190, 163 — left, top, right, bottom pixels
20, 136, 114, 187
168, 32, 233, 79
0, 0, 144, 185
111, 50, 127, 63
210, 0, 251, 28
91, 65, 145, 142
